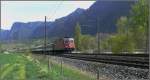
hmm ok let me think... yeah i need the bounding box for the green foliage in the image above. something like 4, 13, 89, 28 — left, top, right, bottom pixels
110, 34, 135, 53
74, 22, 82, 51
116, 16, 128, 34
101, 38, 112, 51
80, 35, 96, 52
101, 33, 135, 54
102, 0, 149, 53
130, 0, 149, 28
129, 0, 149, 49
74, 23, 97, 52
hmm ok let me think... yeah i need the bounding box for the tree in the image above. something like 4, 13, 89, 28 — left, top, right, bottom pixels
129, 0, 149, 50
110, 34, 135, 53
116, 16, 128, 34
101, 0, 149, 54
80, 35, 97, 52
74, 23, 82, 51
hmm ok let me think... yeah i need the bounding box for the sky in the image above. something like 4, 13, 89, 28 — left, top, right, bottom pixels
1, 1, 95, 30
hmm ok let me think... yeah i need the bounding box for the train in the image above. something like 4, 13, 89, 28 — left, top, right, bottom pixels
31, 37, 76, 54
52, 37, 75, 53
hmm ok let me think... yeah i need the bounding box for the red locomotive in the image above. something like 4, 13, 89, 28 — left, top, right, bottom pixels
53, 37, 75, 52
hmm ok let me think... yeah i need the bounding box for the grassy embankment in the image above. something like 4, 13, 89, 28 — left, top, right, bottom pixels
0, 53, 96, 80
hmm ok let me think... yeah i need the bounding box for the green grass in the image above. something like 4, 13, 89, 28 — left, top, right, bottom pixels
47, 61, 95, 80
0, 53, 51, 80
0, 53, 96, 80
33, 55, 96, 80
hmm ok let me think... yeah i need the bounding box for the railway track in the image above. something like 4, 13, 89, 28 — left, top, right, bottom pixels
32, 51, 149, 69
56, 53, 149, 69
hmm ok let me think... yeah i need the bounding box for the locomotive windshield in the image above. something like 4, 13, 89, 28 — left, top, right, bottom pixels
64, 40, 73, 43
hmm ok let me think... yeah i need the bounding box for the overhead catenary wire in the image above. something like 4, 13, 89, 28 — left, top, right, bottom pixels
48, 1, 63, 21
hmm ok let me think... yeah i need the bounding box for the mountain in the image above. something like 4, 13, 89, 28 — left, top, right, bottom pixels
79, 1, 134, 34
10, 21, 50, 40
0, 29, 10, 41
0, 1, 135, 41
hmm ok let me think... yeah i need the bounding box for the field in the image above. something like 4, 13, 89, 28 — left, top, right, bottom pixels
0, 52, 96, 80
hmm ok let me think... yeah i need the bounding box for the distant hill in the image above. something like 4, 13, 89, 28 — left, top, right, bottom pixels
0, 1, 135, 41
0, 29, 10, 41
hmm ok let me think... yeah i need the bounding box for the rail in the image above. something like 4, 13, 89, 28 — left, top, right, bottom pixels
32, 51, 149, 69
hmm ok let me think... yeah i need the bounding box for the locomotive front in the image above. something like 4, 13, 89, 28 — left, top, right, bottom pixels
53, 37, 75, 53
63, 37, 75, 51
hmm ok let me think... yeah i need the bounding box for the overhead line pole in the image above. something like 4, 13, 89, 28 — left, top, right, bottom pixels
44, 16, 47, 55
0, 20, 2, 52
44, 16, 51, 72
0, 1, 1, 52
97, 17, 100, 53
44, 1, 63, 76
